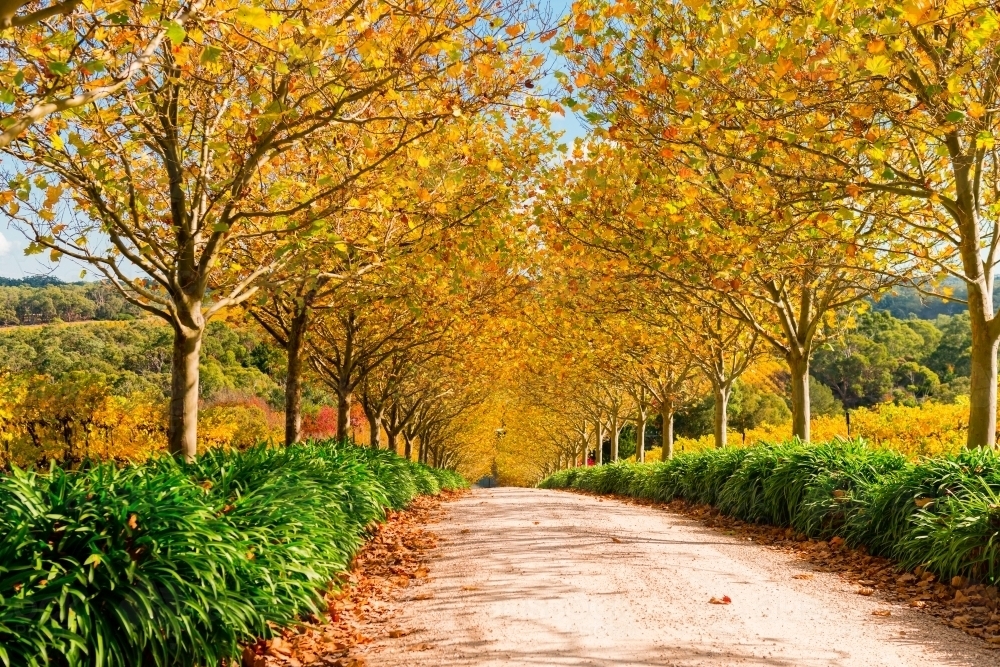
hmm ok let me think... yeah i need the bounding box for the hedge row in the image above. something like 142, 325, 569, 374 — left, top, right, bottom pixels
0, 441, 466, 667
540, 438, 1000, 585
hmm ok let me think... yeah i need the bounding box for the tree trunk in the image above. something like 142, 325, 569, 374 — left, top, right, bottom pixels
713, 385, 729, 449
636, 411, 646, 463
336, 389, 352, 442
368, 415, 381, 449
610, 416, 620, 461
968, 303, 999, 448
168, 328, 202, 461
402, 432, 411, 459
788, 353, 810, 442
284, 307, 308, 447
595, 418, 604, 465
661, 407, 674, 461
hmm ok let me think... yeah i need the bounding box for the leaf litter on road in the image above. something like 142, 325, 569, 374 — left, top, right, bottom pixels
240, 490, 464, 667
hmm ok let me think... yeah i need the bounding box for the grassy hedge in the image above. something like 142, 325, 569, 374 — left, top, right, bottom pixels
0, 440, 466, 667
539, 438, 1000, 585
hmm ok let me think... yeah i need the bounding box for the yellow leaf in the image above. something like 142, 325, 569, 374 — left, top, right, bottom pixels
44, 186, 62, 208
773, 57, 793, 79
487, 158, 503, 172
505, 24, 524, 38
234, 6, 272, 31
417, 154, 430, 168
865, 55, 892, 77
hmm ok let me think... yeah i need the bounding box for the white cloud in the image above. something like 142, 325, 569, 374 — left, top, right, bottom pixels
0, 231, 11, 255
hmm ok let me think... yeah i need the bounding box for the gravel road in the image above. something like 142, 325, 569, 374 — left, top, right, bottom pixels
364, 487, 1000, 667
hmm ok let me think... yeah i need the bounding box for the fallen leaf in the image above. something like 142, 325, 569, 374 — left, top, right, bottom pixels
241, 646, 258, 667
708, 595, 732, 605
611, 537, 622, 544
460, 529, 470, 534
872, 609, 891, 617
460, 585, 480, 591
792, 574, 813, 580
387, 629, 409, 638
909, 600, 927, 608
856, 587, 875, 596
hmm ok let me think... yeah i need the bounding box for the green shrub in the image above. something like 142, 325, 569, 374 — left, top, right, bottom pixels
0, 440, 462, 667
717, 442, 799, 522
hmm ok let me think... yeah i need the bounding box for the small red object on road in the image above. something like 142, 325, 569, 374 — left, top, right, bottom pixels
708, 596, 732, 605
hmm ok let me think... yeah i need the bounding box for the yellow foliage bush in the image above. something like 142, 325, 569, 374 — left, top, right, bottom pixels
645, 399, 972, 460
0, 371, 166, 466
199, 401, 282, 451
0, 372, 282, 468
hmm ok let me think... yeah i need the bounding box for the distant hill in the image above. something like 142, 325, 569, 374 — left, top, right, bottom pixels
0, 279, 141, 325
0, 276, 73, 288
872, 277, 998, 320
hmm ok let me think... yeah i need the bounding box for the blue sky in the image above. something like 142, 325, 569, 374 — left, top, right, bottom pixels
0, 225, 96, 281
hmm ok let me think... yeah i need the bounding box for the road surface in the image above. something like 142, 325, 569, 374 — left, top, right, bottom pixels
364, 487, 1000, 667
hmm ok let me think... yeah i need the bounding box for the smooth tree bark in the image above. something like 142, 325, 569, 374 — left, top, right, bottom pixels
610, 415, 621, 461
285, 311, 308, 446
336, 388, 354, 442
788, 353, 810, 442
595, 417, 604, 465
635, 405, 647, 463
169, 317, 203, 459
661, 406, 674, 462
712, 384, 730, 450
965, 258, 1000, 448
364, 404, 383, 448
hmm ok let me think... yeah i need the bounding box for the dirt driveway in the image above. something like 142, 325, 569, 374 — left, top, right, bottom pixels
362, 487, 1000, 667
